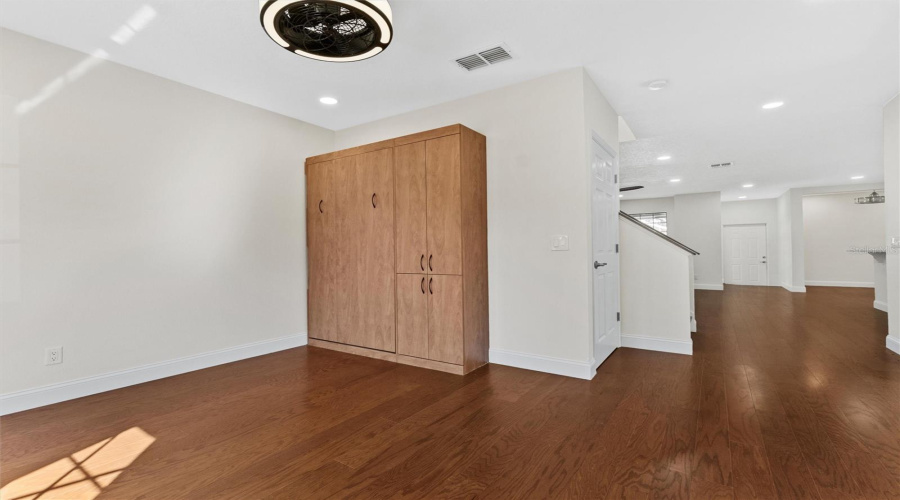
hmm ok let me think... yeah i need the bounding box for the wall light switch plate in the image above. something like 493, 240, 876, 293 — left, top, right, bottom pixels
551, 235, 569, 251
892, 236, 900, 248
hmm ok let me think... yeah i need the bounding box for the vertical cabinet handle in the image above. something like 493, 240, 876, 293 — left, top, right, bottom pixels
428, 277, 433, 295
372, 193, 377, 208
428, 255, 433, 272
420, 254, 425, 271
318, 200, 323, 213
421, 277, 425, 294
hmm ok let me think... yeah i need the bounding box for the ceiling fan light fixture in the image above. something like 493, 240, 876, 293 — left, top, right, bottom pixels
259, 0, 393, 62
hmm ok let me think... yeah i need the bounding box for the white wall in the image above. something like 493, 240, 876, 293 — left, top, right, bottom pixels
776, 190, 797, 290
622, 192, 723, 290
619, 218, 692, 354
884, 95, 900, 354
0, 30, 334, 396
670, 192, 723, 289
721, 199, 779, 286
335, 68, 619, 372
802, 192, 885, 287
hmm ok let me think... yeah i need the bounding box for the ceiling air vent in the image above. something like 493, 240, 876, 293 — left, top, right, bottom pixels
710, 162, 733, 168
455, 44, 513, 71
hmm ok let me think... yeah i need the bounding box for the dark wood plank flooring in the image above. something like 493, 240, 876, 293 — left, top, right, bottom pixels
2, 286, 898, 499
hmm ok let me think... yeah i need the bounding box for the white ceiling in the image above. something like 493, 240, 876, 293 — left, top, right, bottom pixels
1, 0, 897, 201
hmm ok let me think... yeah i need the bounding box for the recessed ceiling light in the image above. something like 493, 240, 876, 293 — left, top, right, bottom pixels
260, 0, 393, 62
657, 155, 671, 161
648, 80, 668, 91
738, 196, 747, 199
618, 194, 623, 198
762, 101, 784, 110
319, 96, 338, 105
669, 179, 681, 183
851, 175, 864, 180
742, 184, 754, 188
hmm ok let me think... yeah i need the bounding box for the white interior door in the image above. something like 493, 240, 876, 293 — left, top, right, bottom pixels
591, 137, 619, 370
723, 224, 768, 285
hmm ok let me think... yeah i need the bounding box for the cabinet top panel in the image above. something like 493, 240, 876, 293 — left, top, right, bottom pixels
306, 124, 483, 165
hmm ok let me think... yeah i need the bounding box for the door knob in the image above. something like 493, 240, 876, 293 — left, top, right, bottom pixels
594, 261, 607, 268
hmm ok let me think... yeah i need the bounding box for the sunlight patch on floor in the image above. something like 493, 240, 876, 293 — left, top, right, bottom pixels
0, 427, 155, 500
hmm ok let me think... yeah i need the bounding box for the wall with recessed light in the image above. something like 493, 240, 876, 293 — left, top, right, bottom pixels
334, 68, 619, 378
0, 30, 334, 401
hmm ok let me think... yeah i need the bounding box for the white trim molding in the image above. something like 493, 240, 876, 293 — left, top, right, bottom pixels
489, 348, 595, 380
805, 281, 874, 288
694, 283, 724, 291
781, 283, 807, 293
621, 335, 693, 355
887, 336, 900, 356
0, 333, 308, 416
875, 300, 889, 312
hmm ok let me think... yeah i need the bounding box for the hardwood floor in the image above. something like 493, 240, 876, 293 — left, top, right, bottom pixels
2, 286, 898, 499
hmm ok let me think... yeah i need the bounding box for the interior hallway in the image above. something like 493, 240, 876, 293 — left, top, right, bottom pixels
1, 286, 898, 499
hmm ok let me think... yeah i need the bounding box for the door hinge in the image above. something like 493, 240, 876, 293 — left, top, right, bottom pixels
617, 312, 621, 321
615, 243, 619, 253
614, 174, 618, 183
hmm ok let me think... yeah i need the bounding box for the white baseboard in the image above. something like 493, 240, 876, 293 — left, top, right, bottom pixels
489, 348, 595, 380
875, 300, 889, 312
0, 333, 308, 416
781, 283, 807, 293
694, 283, 724, 291
691, 317, 698, 333
621, 335, 692, 355
805, 281, 874, 288
887, 336, 900, 356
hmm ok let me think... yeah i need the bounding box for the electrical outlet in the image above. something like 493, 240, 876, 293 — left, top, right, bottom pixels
45, 346, 63, 365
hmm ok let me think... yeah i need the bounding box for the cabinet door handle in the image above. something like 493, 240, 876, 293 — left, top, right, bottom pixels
420, 254, 425, 271
428, 255, 433, 272
428, 277, 433, 294
372, 193, 377, 208
421, 277, 425, 294
318, 200, 324, 213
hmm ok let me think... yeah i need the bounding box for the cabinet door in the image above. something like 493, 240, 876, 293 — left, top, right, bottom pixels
396, 274, 428, 358
394, 142, 427, 274
307, 161, 338, 342
333, 154, 362, 346
427, 275, 463, 364
426, 136, 462, 275
356, 148, 396, 352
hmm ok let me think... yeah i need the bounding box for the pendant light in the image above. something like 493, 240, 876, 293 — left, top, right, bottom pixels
854, 191, 885, 205
259, 0, 393, 62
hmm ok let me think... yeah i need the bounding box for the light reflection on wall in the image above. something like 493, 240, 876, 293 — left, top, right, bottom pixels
14, 5, 157, 116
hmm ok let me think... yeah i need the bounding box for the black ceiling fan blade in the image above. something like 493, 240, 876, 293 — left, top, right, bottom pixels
619, 185, 644, 192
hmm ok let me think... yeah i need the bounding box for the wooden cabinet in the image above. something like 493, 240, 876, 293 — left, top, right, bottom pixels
396, 274, 428, 358
306, 161, 338, 343
394, 142, 427, 274
427, 275, 464, 364
306, 125, 488, 375
426, 136, 462, 275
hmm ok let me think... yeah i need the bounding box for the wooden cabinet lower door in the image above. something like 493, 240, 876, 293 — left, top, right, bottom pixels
427, 275, 464, 364
397, 274, 428, 359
